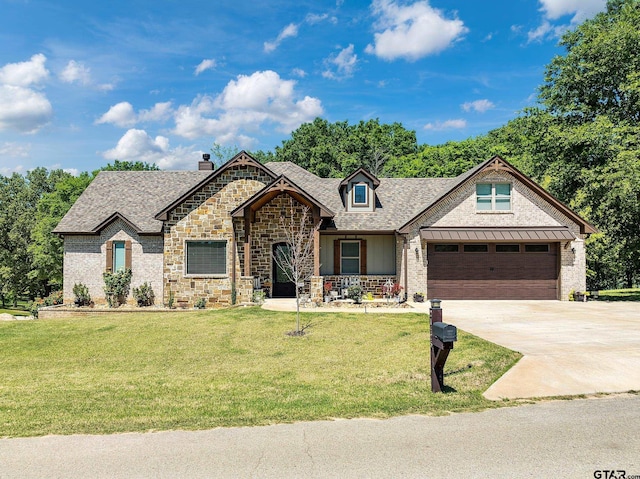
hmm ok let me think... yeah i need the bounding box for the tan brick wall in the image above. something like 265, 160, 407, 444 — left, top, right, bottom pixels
402, 170, 586, 300
63, 219, 163, 305
163, 165, 272, 307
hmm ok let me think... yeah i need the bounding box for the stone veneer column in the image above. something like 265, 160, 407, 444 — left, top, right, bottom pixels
310, 276, 323, 304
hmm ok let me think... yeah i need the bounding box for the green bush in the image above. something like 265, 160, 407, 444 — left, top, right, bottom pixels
252, 290, 266, 304
72, 283, 92, 306
194, 297, 206, 309
103, 269, 132, 307
347, 285, 363, 303
29, 290, 64, 318
132, 282, 155, 307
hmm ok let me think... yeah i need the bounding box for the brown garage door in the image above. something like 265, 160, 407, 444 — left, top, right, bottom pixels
427, 243, 558, 300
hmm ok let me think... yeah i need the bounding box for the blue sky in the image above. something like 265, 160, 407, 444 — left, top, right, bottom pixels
0, 0, 607, 174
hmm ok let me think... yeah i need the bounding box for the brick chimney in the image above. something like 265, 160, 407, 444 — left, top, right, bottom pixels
198, 153, 213, 171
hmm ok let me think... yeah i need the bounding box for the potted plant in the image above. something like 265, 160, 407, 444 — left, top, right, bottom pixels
390, 282, 404, 302
413, 292, 424, 303
324, 281, 333, 303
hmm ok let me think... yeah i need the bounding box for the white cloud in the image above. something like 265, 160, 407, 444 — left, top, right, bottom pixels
264, 23, 299, 53
461, 99, 495, 113
96, 102, 137, 127
0, 53, 49, 87
0, 164, 25, 175
323, 44, 358, 80
194, 59, 216, 75
538, 0, 606, 23
172, 70, 323, 144
0, 141, 31, 158
365, 0, 468, 61
528, 0, 606, 42
101, 128, 202, 170
305, 13, 337, 25
292, 68, 307, 78
96, 101, 173, 127
60, 60, 92, 85
0, 85, 53, 133
424, 119, 466, 130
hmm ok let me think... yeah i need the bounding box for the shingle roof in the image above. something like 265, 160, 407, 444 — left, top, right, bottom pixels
266, 162, 456, 231
53, 170, 212, 234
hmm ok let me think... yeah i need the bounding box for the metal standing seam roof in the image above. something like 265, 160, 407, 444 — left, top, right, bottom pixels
419, 227, 576, 242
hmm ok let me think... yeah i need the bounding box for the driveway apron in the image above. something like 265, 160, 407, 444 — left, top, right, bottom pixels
434, 300, 640, 399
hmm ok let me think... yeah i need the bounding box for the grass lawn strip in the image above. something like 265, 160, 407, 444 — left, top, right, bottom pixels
0, 308, 520, 437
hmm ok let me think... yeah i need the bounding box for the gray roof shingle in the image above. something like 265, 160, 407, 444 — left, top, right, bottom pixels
54, 170, 212, 234
266, 162, 456, 231
55, 162, 458, 235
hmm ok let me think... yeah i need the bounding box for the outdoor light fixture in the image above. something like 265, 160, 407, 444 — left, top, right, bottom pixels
430, 298, 442, 309
202, 153, 210, 161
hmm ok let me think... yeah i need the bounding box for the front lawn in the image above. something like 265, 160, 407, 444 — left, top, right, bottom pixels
595, 288, 640, 301
0, 308, 520, 437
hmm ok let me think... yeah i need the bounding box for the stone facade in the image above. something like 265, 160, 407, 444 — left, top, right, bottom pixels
401, 169, 586, 300
163, 165, 273, 307
249, 194, 316, 295
62, 218, 163, 305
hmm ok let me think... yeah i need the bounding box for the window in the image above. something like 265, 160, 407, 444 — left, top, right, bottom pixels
476, 183, 511, 211
525, 244, 549, 253
186, 241, 227, 275
113, 241, 126, 272
353, 184, 367, 205
463, 244, 489, 253
341, 241, 360, 274
496, 244, 520, 253
434, 244, 459, 252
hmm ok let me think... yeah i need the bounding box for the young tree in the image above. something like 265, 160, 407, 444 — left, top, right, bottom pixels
273, 200, 320, 335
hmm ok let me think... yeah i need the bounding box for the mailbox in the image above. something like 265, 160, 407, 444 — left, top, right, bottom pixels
432, 322, 457, 342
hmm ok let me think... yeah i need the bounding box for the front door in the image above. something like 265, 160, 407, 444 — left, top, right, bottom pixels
272, 243, 296, 298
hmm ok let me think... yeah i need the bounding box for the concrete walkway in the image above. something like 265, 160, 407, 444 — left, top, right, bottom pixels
262, 298, 640, 400
1, 395, 638, 478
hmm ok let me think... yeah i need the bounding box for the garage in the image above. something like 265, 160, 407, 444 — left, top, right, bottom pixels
422, 227, 574, 300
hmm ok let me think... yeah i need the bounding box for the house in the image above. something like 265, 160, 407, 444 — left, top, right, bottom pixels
53, 151, 596, 306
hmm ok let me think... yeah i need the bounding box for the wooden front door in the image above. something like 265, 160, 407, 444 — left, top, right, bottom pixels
272, 243, 296, 298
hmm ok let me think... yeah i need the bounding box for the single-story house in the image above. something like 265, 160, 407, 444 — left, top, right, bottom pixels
53, 151, 596, 306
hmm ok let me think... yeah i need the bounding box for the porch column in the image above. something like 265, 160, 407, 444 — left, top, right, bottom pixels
313, 229, 320, 276
244, 236, 251, 277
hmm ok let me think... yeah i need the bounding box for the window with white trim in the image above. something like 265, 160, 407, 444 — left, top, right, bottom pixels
353, 183, 368, 205
186, 241, 227, 275
476, 183, 511, 211
340, 241, 360, 274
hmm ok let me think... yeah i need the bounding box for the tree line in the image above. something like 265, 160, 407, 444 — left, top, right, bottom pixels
1, 0, 638, 304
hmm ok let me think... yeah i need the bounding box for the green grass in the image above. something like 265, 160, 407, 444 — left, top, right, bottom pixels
0, 308, 520, 437
594, 288, 640, 301
0, 298, 30, 316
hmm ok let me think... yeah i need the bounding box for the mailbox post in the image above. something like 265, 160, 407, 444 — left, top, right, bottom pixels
429, 299, 457, 393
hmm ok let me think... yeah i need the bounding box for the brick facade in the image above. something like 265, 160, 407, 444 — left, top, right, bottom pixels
401, 170, 586, 300
62, 219, 163, 305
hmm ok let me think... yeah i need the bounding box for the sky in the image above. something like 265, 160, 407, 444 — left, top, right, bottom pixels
0, 0, 608, 175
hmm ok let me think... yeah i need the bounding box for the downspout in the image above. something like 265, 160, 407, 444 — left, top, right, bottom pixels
404, 236, 408, 301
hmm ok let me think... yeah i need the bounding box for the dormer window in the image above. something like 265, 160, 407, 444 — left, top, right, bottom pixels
340, 168, 380, 213
353, 183, 367, 205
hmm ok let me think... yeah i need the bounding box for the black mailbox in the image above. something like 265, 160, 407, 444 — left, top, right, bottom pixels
432, 322, 457, 342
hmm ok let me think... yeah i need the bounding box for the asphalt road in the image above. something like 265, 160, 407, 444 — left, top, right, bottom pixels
1, 395, 638, 479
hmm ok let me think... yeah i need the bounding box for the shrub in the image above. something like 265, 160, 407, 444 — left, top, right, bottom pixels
103, 269, 132, 307
133, 282, 155, 307
252, 290, 266, 304
73, 283, 92, 306
194, 297, 206, 309
29, 290, 64, 318
347, 284, 363, 303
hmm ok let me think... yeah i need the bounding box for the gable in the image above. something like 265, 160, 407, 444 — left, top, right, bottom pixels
398, 156, 596, 235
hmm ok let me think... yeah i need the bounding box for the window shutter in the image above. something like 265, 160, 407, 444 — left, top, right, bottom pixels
125, 240, 132, 270
360, 239, 367, 275
106, 240, 113, 272
334, 240, 340, 275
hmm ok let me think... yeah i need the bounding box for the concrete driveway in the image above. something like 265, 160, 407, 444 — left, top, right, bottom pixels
434, 300, 640, 399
